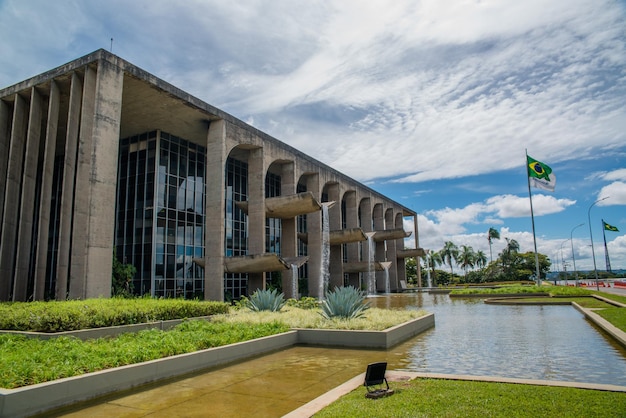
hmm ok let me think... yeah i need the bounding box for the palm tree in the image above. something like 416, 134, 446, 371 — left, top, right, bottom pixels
441, 241, 459, 274
428, 250, 444, 285
500, 238, 520, 276
487, 227, 500, 263
475, 250, 488, 270
505, 238, 520, 254
459, 245, 475, 277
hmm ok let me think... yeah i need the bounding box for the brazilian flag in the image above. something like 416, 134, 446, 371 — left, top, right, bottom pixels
603, 220, 619, 232
527, 155, 556, 192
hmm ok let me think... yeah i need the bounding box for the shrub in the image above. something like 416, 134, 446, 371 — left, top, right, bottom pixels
245, 289, 286, 312
0, 298, 230, 332
320, 286, 370, 320
286, 297, 320, 310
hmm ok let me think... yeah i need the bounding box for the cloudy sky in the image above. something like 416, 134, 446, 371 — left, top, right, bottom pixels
1, 0, 625, 273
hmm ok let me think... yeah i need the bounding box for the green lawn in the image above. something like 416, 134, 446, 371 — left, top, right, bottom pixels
0, 319, 289, 389
314, 378, 626, 418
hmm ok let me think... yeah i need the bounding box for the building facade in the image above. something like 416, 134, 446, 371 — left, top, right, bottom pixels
0, 50, 421, 302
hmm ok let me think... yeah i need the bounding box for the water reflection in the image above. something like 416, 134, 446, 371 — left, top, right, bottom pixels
369, 293, 626, 385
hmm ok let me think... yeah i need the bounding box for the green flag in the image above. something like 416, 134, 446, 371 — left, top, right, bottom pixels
527, 155, 556, 192
603, 220, 619, 232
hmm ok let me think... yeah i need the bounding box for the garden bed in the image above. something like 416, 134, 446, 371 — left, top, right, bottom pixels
0, 314, 434, 418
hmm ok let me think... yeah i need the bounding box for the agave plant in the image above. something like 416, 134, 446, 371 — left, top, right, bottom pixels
246, 289, 286, 312
320, 286, 370, 320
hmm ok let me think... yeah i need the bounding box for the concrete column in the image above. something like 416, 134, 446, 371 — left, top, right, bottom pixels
0, 94, 27, 301
204, 120, 226, 301
373, 204, 385, 292
55, 72, 83, 300
280, 162, 298, 298
359, 197, 372, 292
327, 183, 343, 290
385, 209, 399, 291
34, 81, 60, 301
69, 66, 97, 299
246, 147, 265, 292
306, 174, 322, 298
413, 214, 421, 287
13, 87, 43, 301
395, 212, 409, 288
343, 191, 359, 288
0, 99, 10, 224
84, 61, 124, 299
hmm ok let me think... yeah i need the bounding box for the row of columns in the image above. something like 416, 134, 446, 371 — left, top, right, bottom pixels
201, 121, 410, 301
0, 60, 123, 302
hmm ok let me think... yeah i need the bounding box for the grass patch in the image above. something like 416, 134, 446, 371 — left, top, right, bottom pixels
314, 378, 626, 417
596, 308, 626, 332
0, 319, 289, 389
219, 306, 426, 331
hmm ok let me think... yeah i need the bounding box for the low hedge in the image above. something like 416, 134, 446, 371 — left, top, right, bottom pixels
0, 298, 230, 332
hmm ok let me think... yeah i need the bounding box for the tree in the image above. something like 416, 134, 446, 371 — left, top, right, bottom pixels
500, 238, 520, 272
458, 245, 476, 277
487, 227, 500, 263
475, 250, 488, 270
112, 250, 137, 297
405, 257, 418, 284
441, 241, 459, 274
517, 252, 551, 281
427, 250, 443, 285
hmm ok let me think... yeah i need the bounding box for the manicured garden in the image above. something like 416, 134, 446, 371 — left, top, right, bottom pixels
0, 288, 425, 389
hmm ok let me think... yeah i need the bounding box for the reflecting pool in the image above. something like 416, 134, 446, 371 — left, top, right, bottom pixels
369, 293, 626, 385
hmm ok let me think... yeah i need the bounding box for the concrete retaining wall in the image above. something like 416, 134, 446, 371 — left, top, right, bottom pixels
296, 313, 434, 348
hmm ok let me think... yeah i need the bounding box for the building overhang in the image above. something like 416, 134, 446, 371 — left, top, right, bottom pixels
343, 261, 393, 273
236, 192, 334, 219
397, 248, 426, 258
372, 228, 412, 242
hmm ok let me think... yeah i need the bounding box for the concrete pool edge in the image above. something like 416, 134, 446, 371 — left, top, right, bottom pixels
284, 370, 626, 418
0, 314, 434, 417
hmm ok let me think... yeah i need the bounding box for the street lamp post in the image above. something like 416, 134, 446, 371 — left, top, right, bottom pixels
588, 197, 609, 291
570, 223, 584, 287
560, 239, 570, 285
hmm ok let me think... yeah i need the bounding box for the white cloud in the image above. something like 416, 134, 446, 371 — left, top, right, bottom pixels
598, 182, 626, 206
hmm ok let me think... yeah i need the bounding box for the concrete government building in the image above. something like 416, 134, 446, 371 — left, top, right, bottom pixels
0, 49, 422, 302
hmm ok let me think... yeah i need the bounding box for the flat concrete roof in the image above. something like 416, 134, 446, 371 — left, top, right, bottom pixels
0, 49, 417, 217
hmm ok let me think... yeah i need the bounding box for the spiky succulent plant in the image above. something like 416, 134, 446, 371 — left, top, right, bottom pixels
320, 286, 370, 319
246, 289, 286, 312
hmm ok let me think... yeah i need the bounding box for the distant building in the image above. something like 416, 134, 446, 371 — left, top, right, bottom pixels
0, 49, 421, 302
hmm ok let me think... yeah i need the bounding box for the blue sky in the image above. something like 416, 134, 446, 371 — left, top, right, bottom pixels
1, 0, 625, 272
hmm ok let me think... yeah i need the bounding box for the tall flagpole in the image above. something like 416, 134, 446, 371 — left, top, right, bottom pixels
603, 220, 612, 272
526, 149, 542, 285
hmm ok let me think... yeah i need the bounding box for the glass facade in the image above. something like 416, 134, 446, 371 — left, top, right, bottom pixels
225, 157, 248, 299
116, 131, 206, 299
265, 172, 281, 255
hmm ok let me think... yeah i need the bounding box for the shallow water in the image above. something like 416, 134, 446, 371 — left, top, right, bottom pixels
369, 293, 626, 385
